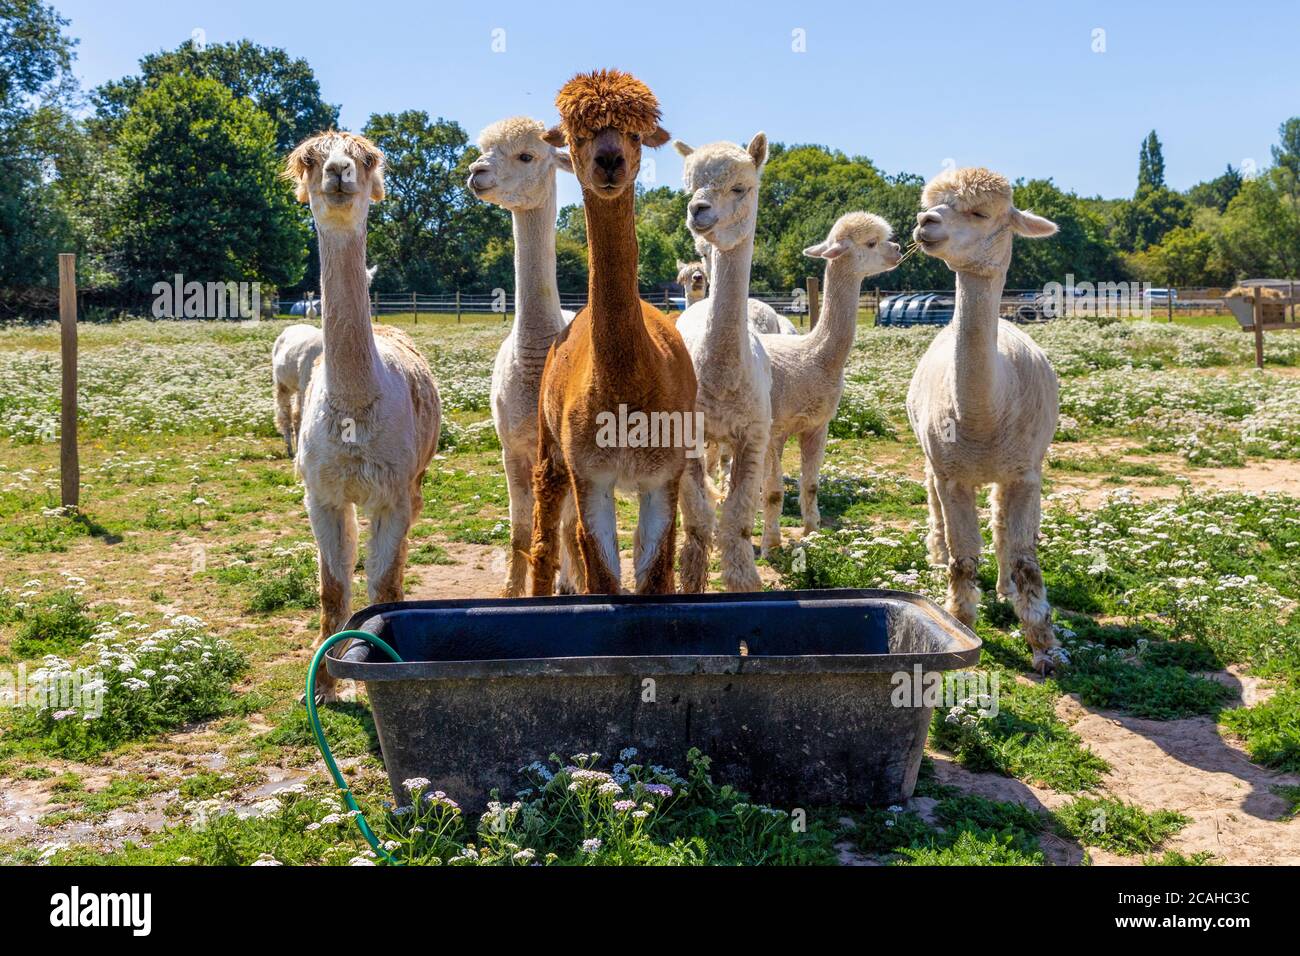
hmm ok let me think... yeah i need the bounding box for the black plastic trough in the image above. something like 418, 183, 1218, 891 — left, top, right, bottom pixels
328, 588, 981, 811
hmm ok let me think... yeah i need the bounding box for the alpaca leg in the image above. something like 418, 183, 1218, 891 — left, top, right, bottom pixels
501, 451, 534, 597
572, 474, 621, 594
634, 476, 680, 594
529, 438, 568, 597
1000, 476, 1059, 674
307, 497, 357, 704
274, 383, 295, 457
798, 426, 828, 535
366, 501, 413, 606
677, 455, 714, 593
936, 480, 982, 629
989, 482, 1014, 601
556, 497, 583, 594
716, 442, 734, 498
759, 436, 786, 556
924, 466, 949, 567
717, 431, 765, 592
293, 387, 308, 455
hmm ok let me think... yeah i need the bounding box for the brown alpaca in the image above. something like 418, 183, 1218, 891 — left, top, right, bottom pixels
531, 70, 699, 595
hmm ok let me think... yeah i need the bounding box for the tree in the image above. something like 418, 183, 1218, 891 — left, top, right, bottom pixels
1187, 164, 1243, 213
0, 0, 77, 287
1217, 171, 1300, 281
363, 111, 508, 294
1138, 130, 1165, 190
94, 39, 337, 153
1128, 225, 1231, 287
635, 222, 677, 287
115, 74, 307, 292
1006, 178, 1128, 287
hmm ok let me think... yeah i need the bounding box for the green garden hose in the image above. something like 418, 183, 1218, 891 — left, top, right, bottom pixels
306, 630, 404, 866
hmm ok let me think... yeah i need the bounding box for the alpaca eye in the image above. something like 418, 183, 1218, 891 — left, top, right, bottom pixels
519, 153, 534, 163
970, 210, 988, 219
731, 186, 746, 195
630, 133, 640, 142
867, 240, 877, 248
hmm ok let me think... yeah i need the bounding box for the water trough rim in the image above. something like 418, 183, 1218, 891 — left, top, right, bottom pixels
326, 588, 981, 681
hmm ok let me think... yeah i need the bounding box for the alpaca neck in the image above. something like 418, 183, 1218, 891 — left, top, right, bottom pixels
703, 231, 756, 368
318, 226, 381, 405
806, 257, 865, 370
583, 186, 650, 380
951, 269, 1006, 426
511, 187, 566, 357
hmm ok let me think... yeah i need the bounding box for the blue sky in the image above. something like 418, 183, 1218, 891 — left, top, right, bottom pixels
54, 0, 1299, 210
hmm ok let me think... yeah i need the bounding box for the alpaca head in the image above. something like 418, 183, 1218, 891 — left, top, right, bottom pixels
468, 116, 573, 211
676, 259, 708, 298
674, 133, 767, 252
804, 212, 901, 277
545, 69, 669, 201
913, 167, 1057, 276
285, 130, 385, 231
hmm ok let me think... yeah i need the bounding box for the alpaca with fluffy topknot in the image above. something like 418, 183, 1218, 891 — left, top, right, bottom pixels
285, 130, 441, 703
467, 116, 581, 596
530, 70, 698, 596
906, 166, 1061, 673
759, 212, 900, 552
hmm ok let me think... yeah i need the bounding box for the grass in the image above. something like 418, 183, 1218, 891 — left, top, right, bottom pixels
1054, 797, 1190, 854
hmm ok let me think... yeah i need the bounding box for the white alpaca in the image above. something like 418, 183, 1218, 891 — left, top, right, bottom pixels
759, 213, 900, 554
906, 166, 1060, 673
674, 134, 773, 592
286, 130, 441, 703
467, 116, 582, 596
271, 324, 322, 456
676, 259, 709, 307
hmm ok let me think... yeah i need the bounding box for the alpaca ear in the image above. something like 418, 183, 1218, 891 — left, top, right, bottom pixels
676, 259, 687, 270
1010, 208, 1058, 238
673, 140, 694, 158
543, 125, 566, 148
804, 239, 848, 260
644, 125, 671, 148
369, 168, 385, 202
553, 150, 574, 174
747, 132, 768, 169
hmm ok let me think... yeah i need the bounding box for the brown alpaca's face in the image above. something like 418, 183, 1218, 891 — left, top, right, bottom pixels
285, 132, 385, 231
546, 124, 669, 200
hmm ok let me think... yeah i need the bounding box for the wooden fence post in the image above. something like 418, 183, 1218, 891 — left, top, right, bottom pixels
58, 253, 79, 508
455, 290, 461, 324
807, 276, 820, 330
1168, 291, 1173, 323
411, 290, 418, 324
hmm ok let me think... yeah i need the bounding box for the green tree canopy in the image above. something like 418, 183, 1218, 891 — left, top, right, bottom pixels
94, 39, 337, 152
363, 110, 509, 294
0, 0, 76, 286
115, 74, 307, 292
1138, 130, 1166, 191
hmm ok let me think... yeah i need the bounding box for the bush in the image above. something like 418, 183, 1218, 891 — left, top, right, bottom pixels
6, 613, 246, 758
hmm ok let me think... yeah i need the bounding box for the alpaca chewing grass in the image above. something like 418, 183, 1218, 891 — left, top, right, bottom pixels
906, 166, 1061, 673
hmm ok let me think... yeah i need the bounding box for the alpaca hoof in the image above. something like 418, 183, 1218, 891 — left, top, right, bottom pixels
555, 580, 577, 595
1031, 650, 1057, 677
